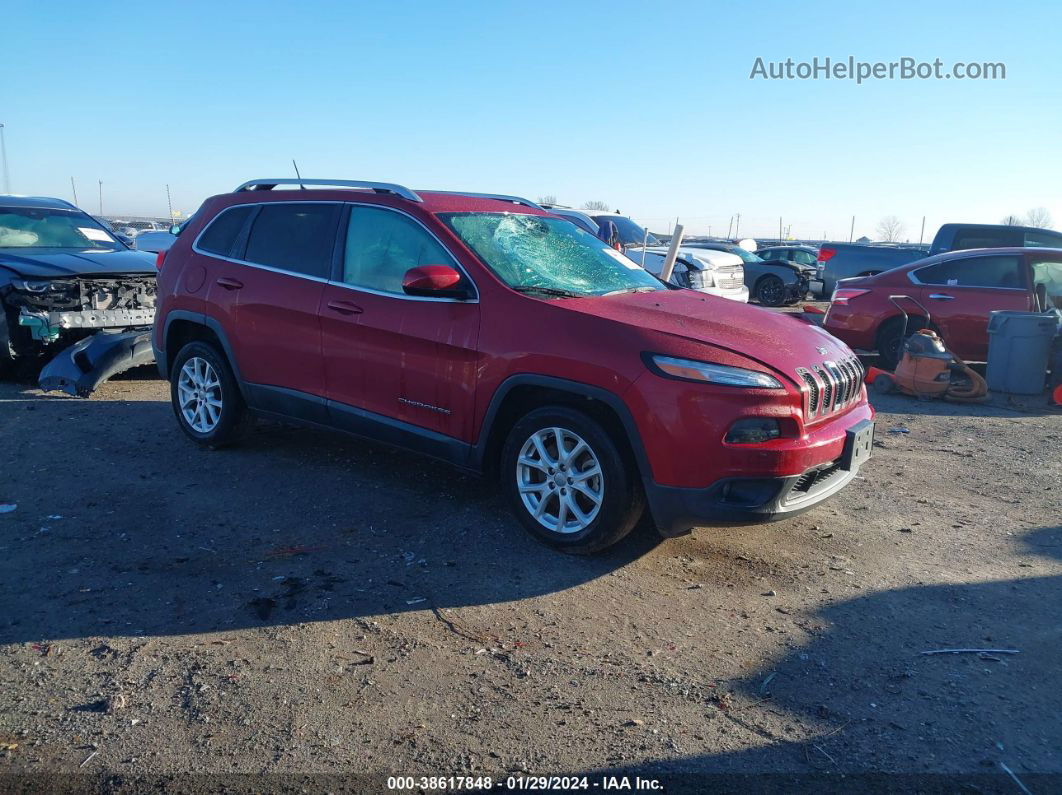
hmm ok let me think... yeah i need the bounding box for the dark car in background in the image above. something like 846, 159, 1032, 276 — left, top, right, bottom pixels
758, 245, 819, 267
540, 205, 604, 238
683, 242, 811, 306
585, 212, 661, 248
814, 242, 928, 298
928, 222, 1062, 255
0, 195, 157, 391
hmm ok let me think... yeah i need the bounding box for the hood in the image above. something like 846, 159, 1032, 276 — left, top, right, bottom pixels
573, 289, 854, 380
631, 246, 744, 270
0, 248, 156, 278
776, 260, 815, 275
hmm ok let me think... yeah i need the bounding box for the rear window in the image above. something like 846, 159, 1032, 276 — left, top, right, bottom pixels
916, 254, 1025, 289
953, 228, 1023, 250
243, 203, 339, 278
197, 206, 253, 256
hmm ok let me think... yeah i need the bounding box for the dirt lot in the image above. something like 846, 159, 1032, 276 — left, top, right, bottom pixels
0, 362, 1060, 792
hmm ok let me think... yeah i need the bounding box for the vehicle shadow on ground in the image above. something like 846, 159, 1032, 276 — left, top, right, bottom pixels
566, 525, 1062, 791
0, 385, 664, 645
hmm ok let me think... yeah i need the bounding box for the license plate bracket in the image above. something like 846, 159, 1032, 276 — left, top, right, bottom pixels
841, 419, 874, 471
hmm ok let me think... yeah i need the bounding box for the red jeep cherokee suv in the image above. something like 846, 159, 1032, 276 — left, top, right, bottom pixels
154, 179, 874, 554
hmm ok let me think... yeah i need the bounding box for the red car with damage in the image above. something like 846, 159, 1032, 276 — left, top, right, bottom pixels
823, 247, 1060, 368
153, 179, 874, 554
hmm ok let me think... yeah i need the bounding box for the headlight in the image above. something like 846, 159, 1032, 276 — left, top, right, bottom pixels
11, 279, 52, 293
648, 355, 784, 388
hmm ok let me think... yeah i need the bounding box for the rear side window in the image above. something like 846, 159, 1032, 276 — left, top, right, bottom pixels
243, 203, 339, 278
342, 206, 456, 294
916, 255, 1025, 289
197, 206, 252, 256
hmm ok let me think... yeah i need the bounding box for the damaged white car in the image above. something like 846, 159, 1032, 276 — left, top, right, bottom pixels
0, 195, 157, 395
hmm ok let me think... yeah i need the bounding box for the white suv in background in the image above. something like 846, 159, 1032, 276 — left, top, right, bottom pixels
630, 246, 749, 302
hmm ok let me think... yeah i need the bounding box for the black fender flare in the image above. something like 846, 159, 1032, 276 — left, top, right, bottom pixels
157, 310, 248, 399
470, 373, 652, 480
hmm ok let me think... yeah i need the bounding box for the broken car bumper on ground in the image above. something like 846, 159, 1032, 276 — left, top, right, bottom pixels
1, 275, 157, 395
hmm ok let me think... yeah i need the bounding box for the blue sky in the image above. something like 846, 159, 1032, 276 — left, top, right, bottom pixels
4, 0, 1060, 239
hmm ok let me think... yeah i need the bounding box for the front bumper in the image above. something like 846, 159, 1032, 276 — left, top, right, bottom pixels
645, 416, 874, 536
693, 285, 750, 303
38, 329, 155, 397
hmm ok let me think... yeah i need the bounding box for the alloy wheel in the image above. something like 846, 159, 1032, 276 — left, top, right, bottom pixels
516, 427, 604, 534
177, 356, 223, 433
758, 276, 785, 306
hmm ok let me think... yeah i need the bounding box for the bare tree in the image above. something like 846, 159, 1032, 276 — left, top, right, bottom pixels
537, 194, 557, 206
876, 215, 905, 242
1001, 214, 1024, 226
1025, 207, 1053, 229
582, 200, 612, 212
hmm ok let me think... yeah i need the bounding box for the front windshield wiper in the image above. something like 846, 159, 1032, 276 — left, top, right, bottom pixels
511, 285, 584, 299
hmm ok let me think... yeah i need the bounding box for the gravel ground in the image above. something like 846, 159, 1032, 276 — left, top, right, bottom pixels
0, 361, 1059, 793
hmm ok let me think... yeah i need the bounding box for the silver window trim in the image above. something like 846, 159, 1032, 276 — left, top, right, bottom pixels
192, 200, 479, 304
908, 254, 1028, 291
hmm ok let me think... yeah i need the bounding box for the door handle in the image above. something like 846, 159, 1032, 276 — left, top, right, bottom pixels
928, 293, 955, 300
216, 277, 243, 291
326, 300, 363, 315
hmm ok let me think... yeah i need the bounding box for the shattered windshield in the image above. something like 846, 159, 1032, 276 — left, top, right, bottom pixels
441, 213, 665, 297
0, 207, 122, 250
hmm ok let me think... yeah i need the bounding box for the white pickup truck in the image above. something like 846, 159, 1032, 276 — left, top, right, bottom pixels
628, 246, 749, 302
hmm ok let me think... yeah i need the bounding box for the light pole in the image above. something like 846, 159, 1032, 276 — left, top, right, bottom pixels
0, 124, 10, 193
98, 180, 103, 216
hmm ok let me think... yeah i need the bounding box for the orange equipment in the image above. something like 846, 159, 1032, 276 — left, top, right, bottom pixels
869, 296, 988, 403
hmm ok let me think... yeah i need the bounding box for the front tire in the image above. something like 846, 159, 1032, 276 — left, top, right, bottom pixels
500, 406, 644, 554
170, 341, 247, 448
755, 275, 786, 307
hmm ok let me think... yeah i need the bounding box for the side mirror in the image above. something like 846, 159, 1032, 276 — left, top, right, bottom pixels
169, 224, 181, 235
402, 265, 469, 299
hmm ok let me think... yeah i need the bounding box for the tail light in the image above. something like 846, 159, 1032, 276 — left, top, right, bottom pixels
155, 250, 167, 270
832, 288, 869, 305
817, 246, 836, 272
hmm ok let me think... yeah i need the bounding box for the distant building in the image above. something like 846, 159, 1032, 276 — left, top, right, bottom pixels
856, 235, 871, 244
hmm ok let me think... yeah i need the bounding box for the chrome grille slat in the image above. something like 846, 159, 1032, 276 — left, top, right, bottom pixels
836, 360, 853, 404
816, 365, 835, 412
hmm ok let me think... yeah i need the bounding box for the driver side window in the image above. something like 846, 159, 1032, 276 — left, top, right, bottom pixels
343, 206, 457, 294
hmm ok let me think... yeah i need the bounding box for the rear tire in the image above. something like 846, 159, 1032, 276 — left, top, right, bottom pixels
755, 275, 786, 307
876, 316, 928, 370
170, 341, 247, 448
500, 406, 644, 554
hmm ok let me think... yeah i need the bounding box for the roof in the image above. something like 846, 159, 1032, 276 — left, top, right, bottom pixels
0, 195, 78, 210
